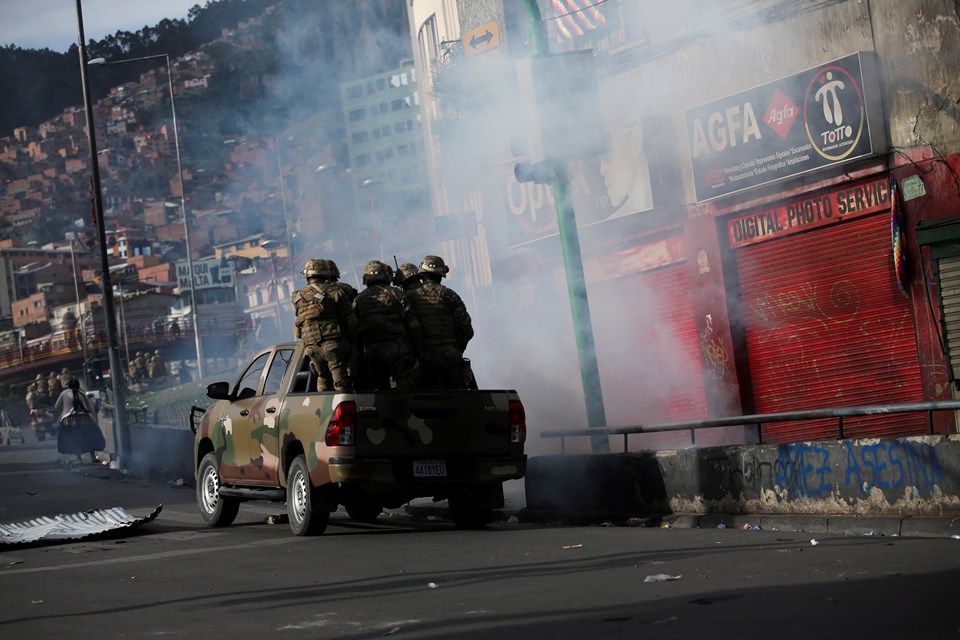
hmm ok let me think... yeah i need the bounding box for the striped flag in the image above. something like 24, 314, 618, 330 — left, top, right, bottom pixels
891, 176, 908, 296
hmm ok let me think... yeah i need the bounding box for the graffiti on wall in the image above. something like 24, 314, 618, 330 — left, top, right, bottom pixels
773, 440, 944, 499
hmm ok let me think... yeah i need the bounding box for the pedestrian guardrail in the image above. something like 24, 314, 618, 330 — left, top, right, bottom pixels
540, 400, 960, 453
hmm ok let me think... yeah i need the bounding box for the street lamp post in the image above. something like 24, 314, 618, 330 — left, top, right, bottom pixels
68, 239, 90, 386
261, 240, 284, 331
74, 0, 130, 462
88, 52, 205, 378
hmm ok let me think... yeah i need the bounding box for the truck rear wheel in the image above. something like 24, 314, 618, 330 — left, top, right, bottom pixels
197, 453, 240, 527
287, 455, 329, 536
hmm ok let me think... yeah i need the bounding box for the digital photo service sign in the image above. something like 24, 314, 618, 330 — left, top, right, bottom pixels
686, 52, 885, 202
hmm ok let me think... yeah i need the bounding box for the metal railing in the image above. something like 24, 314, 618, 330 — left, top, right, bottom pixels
540, 400, 960, 453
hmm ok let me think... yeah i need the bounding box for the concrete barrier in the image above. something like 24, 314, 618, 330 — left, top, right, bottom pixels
100, 413, 195, 483
525, 434, 960, 521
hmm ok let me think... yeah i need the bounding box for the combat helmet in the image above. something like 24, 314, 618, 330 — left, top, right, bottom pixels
325, 259, 341, 281
302, 258, 330, 281
362, 260, 393, 285
419, 255, 449, 277
394, 263, 420, 286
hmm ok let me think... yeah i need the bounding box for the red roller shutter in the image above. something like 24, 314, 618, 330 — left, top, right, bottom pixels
590, 264, 707, 426
736, 212, 925, 442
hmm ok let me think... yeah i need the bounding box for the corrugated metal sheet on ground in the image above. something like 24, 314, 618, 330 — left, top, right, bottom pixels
0, 505, 162, 545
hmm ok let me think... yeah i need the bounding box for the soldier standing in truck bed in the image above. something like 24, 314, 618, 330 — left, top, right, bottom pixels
406, 255, 474, 389
293, 258, 358, 391
354, 260, 422, 390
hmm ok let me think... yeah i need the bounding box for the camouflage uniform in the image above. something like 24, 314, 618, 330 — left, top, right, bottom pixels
26, 374, 45, 410
354, 261, 422, 390
47, 371, 61, 399
133, 352, 148, 381
406, 256, 474, 389
293, 259, 359, 391
327, 259, 361, 383
148, 350, 166, 379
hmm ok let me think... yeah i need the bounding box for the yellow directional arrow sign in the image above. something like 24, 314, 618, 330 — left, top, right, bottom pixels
463, 21, 501, 58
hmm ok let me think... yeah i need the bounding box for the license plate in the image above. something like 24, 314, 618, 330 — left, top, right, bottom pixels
413, 460, 447, 478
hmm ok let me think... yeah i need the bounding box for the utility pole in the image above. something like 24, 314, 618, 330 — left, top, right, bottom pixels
521, 0, 609, 452
75, 0, 130, 463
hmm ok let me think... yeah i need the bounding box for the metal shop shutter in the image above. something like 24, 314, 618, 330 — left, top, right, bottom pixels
736, 212, 925, 442
936, 256, 960, 386
590, 264, 708, 426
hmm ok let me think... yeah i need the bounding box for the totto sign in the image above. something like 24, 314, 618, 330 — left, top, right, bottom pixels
686, 52, 882, 202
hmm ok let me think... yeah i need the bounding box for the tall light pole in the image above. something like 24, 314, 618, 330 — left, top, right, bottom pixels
74, 0, 130, 462
68, 239, 90, 386
261, 240, 284, 331
88, 52, 205, 378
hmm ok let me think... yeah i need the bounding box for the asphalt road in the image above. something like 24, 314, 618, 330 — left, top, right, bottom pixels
1, 436, 959, 639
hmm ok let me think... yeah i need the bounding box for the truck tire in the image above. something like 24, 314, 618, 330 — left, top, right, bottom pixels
287, 455, 329, 536
196, 453, 240, 527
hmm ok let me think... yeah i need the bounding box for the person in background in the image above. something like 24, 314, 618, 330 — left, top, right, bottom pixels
406, 255, 474, 389
54, 377, 104, 465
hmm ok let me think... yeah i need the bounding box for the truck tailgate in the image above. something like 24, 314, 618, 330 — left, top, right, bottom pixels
352, 390, 518, 458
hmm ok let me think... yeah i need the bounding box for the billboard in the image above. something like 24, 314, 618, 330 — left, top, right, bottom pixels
686, 52, 885, 202
176, 258, 234, 291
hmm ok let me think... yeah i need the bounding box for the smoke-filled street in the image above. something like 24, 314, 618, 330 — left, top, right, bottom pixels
1, 439, 957, 640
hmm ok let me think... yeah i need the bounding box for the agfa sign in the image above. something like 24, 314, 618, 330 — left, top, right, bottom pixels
686, 52, 884, 202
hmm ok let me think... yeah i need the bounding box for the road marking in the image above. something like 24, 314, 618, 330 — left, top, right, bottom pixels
2, 535, 300, 575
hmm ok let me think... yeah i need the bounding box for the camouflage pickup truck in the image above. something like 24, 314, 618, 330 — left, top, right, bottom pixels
191, 342, 527, 536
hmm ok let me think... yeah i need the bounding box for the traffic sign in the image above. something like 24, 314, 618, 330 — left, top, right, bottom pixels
463, 21, 501, 58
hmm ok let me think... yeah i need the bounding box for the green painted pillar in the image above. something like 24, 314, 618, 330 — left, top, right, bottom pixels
523, 0, 609, 452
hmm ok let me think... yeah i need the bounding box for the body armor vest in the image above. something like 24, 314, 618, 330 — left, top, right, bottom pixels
354, 284, 407, 344
295, 282, 344, 343
408, 282, 459, 346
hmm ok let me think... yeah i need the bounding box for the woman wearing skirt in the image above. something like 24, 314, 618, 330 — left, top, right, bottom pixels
54, 378, 105, 464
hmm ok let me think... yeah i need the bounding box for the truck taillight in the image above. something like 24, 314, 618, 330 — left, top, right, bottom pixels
325, 401, 356, 446
509, 400, 526, 444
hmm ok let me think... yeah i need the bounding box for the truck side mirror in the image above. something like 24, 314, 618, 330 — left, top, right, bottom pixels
206, 381, 233, 401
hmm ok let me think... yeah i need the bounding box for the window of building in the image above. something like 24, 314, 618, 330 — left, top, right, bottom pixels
373, 128, 381, 139
366, 80, 376, 95
394, 122, 405, 134
384, 148, 394, 159
355, 154, 370, 167
349, 108, 366, 122
397, 144, 409, 157
391, 99, 405, 111
377, 78, 386, 91
345, 84, 363, 100
382, 125, 391, 136
351, 131, 368, 144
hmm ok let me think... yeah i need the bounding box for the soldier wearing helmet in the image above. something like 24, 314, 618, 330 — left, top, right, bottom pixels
148, 349, 166, 379
393, 263, 422, 292
293, 258, 359, 391
406, 255, 475, 389
47, 371, 62, 398
59, 367, 74, 389
353, 260, 422, 389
